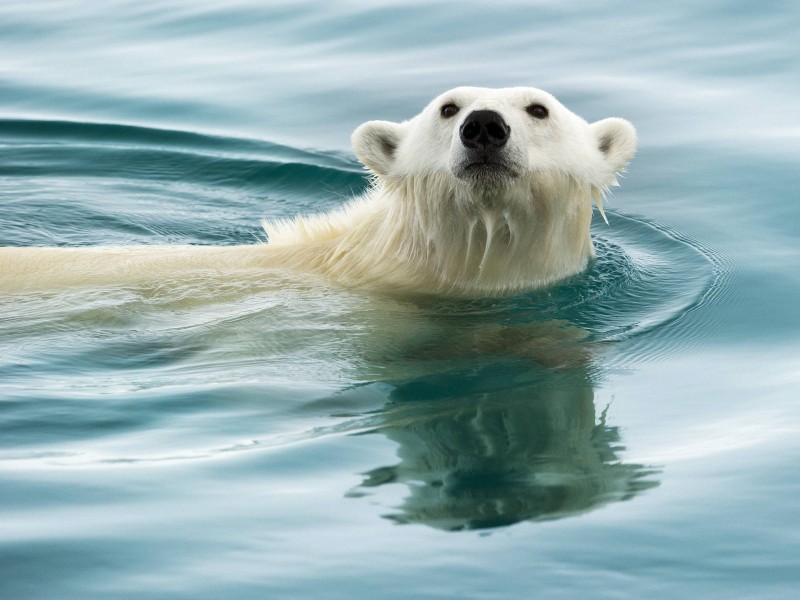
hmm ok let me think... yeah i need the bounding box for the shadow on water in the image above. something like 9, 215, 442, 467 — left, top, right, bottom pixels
345, 347, 659, 531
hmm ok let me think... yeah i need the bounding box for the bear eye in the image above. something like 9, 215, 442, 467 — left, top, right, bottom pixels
526, 103, 549, 119
440, 103, 460, 118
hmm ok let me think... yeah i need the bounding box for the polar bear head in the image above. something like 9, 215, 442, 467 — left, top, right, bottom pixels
306, 86, 640, 296
352, 86, 636, 198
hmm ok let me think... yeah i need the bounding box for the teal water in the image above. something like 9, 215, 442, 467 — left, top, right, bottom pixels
1, 2, 799, 599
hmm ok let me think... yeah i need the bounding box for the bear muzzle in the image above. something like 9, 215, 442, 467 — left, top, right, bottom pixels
454, 110, 519, 186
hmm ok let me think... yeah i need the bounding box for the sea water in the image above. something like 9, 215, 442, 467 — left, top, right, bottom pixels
1, 1, 799, 598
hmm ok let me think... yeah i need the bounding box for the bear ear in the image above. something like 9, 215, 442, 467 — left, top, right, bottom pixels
351, 120, 404, 178
590, 117, 637, 178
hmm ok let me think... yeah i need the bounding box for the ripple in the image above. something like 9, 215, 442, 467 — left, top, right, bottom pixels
586, 213, 728, 361
0, 118, 368, 247
586, 213, 722, 340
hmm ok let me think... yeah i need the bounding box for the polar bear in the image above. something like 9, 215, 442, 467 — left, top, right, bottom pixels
0, 87, 636, 296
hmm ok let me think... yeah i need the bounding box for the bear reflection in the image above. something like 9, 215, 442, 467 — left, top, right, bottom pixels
349, 361, 657, 531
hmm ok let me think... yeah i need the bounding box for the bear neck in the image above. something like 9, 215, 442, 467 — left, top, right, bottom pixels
372, 173, 597, 296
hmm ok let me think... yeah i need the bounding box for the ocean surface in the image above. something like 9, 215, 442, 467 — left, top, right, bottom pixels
1, 1, 799, 598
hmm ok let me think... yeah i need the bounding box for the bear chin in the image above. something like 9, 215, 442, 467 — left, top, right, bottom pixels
454, 160, 520, 189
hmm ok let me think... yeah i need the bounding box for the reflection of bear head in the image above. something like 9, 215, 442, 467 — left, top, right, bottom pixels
350, 361, 658, 531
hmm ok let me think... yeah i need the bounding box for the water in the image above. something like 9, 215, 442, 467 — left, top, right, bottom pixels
1, 1, 799, 598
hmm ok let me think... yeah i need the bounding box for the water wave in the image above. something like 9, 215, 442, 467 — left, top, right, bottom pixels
0, 118, 368, 246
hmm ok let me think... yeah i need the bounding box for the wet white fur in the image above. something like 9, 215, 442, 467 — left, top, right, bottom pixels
0, 86, 636, 296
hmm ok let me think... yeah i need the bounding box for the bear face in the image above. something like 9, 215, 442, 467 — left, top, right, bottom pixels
352, 86, 636, 198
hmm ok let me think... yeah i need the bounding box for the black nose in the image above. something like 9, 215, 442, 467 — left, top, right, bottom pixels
459, 110, 510, 150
